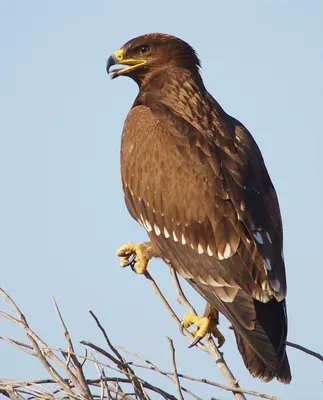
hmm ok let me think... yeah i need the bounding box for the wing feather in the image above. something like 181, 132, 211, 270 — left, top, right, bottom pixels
121, 96, 286, 302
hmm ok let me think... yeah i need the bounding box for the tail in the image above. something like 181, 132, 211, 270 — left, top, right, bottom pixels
184, 277, 292, 383
233, 299, 291, 383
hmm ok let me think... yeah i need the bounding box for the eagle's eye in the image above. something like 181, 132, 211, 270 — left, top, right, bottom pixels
139, 44, 152, 55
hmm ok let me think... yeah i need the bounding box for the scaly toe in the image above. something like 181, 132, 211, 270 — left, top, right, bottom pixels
209, 320, 225, 348
116, 242, 136, 258
116, 243, 149, 274
133, 255, 148, 274
212, 326, 225, 348
217, 333, 225, 348
119, 255, 135, 268
181, 314, 211, 347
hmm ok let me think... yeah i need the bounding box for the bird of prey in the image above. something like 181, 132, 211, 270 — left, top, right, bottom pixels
107, 33, 291, 383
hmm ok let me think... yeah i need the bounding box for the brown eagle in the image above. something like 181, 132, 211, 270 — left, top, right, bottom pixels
107, 33, 291, 383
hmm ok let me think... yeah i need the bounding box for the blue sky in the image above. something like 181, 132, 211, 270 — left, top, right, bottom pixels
0, 1, 322, 399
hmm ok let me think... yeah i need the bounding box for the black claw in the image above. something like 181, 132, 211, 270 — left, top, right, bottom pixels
122, 254, 136, 267
188, 336, 203, 348
180, 320, 203, 347
179, 321, 185, 336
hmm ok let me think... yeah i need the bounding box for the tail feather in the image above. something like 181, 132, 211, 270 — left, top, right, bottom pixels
276, 354, 292, 384
234, 328, 275, 382
184, 277, 292, 383
234, 323, 291, 383
233, 299, 291, 383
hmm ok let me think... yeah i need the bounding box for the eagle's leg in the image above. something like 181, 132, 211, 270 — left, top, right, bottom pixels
116, 241, 159, 274
181, 303, 225, 348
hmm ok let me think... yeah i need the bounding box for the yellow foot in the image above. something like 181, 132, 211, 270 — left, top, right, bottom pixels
181, 314, 225, 348
116, 242, 150, 275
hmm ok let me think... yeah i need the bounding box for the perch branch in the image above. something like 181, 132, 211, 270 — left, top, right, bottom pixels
143, 271, 247, 400
287, 341, 323, 362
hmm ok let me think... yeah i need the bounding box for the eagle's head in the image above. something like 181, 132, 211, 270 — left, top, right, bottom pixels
106, 33, 201, 86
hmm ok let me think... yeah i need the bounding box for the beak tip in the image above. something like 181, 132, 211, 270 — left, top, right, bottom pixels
106, 54, 117, 75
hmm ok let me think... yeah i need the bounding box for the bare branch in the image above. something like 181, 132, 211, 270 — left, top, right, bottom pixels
87, 311, 151, 400
0, 388, 25, 400
167, 337, 184, 400
287, 341, 323, 362
0, 335, 34, 355
122, 361, 278, 400
143, 272, 247, 400
0, 287, 83, 398
143, 271, 206, 352
4, 272, 320, 400
52, 297, 92, 399
170, 268, 197, 315
115, 345, 202, 400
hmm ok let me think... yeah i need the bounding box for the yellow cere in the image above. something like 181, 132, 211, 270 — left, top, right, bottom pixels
112, 49, 147, 74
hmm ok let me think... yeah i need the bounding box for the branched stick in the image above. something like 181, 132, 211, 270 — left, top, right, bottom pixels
143, 271, 247, 400
118, 360, 279, 400
170, 268, 247, 397
0, 335, 34, 355
1, 276, 322, 400
52, 297, 93, 399
87, 310, 150, 399
0, 287, 84, 399
115, 344, 202, 400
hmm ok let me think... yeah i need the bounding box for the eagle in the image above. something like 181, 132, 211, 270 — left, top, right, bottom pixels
107, 33, 291, 383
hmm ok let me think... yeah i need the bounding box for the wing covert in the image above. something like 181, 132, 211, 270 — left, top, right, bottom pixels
121, 99, 286, 302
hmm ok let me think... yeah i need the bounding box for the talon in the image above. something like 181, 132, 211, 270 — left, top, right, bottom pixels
181, 314, 225, 348
180, 320, 185, 336
188, 336, 203, 348
180, 317, 202, 346
116, 242, 150, 274
120, 254, 136, 268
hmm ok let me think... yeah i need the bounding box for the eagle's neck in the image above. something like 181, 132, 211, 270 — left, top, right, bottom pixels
133, 68, 229, 137
134, 67, 206, 110
137, 67, 205, 97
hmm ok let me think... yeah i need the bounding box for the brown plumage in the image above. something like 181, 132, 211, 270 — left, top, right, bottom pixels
107, 33, 291, 383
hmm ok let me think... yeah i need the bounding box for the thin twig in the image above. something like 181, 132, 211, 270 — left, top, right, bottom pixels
0, 288, 84, 399
91, 354, 105, 400
90, 377, 178, 400
121, 361, 278, 400
0, 335, 34, 355
0, 388, 25, 400
101, 369, 113, 400
80, 340, 124, 368
143, 271, 206, 352
52, 297, 92, 399
167, 337, 184, 400
170, 268, 197, 315
88, 310, 150, 400
114, 345, 202, 400
287, 341, 323, 362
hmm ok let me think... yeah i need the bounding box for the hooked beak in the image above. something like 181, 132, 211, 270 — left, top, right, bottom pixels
106, 49, 146, 79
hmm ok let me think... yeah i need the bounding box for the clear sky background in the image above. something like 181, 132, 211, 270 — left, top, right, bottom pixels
0, 1, 322, 399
